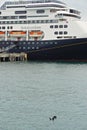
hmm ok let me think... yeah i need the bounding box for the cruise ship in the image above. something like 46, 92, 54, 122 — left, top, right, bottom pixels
0, 0, 87, 60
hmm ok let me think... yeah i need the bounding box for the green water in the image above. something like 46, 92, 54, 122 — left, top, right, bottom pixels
0, 62, 87, 130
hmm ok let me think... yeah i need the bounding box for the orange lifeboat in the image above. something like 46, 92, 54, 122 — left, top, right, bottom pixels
0, 31, 5, 35
29, 31, 43, 37
0, 31, 5, 37
9, 31, 26, 35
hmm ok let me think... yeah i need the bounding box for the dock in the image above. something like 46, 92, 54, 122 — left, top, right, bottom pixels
0, 53, 27, 62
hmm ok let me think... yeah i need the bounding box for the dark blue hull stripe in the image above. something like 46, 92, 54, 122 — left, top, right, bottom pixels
0, 38, 87, 60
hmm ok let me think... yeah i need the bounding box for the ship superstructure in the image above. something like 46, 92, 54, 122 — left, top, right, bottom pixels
0, 0, 87, 60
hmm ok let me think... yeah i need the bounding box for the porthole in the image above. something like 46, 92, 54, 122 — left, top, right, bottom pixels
23, 47, 26, 49
23, 42, 26, 44
55, 42, 57, 44
36, 42, 39, 44
36, 47, 39, 49
28, 47, 30, 49
50, 42, 53, 44
45, 42, 48, 44
32, 42, 35, 44
32, 47, 35, 49
11, 42, 13, 44
6, 42, 9, 44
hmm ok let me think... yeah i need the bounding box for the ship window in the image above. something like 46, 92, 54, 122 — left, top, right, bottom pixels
45, 42, 48, 44
15, 11, 27, 14
64, 25, 68, 28
7, 26, 9, 29
11, 21, 13, 24
4, 21, 7, 24
2, 42, 5, 44
2, 21, 5, 24
0, 12, 1, 14
70, 9, 74, 13
23, 47, 26, 49
3, 16, 7, 19
73, 36, 76, 38
36, 47, 39, 49
50, 9, 56, 13
32, 47, 35, 49
50, 42, 53, 44
57, 36, 62, 39
8, 21, 11, 24
36, 10, 45, 14
64, 31, 68, 35
23, 42, 26, 44
32, 42, 35, 44
50, 20, 53, 23
11, 26, 13, 29
48, 20, 50, 23
11, 16, 17, 19
59, 31, 63, 35
54, 32, 58, 35
55, 25, 58, 28
59, 25, 63, 28
32, 20, 35, 23
2, 26, 5, 29
1, 21, 3, 24
41, 20, 44, 23
24, 21, 27, 24
50, 25, 53, 28
36, 42, 39, 44
55, 42, 57, 44
70, 9, 80, 15
19, 16, 27, 19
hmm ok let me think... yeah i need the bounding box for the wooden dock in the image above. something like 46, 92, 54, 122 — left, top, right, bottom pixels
0, 53, 27, 62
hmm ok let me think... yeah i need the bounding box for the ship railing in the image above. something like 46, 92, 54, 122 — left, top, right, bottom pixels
0, 0, 66, 9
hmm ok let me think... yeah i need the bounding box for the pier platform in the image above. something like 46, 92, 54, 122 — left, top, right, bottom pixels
0, 53, 27, 62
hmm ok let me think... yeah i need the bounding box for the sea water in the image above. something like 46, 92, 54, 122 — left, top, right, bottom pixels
0, 61, 87, 130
